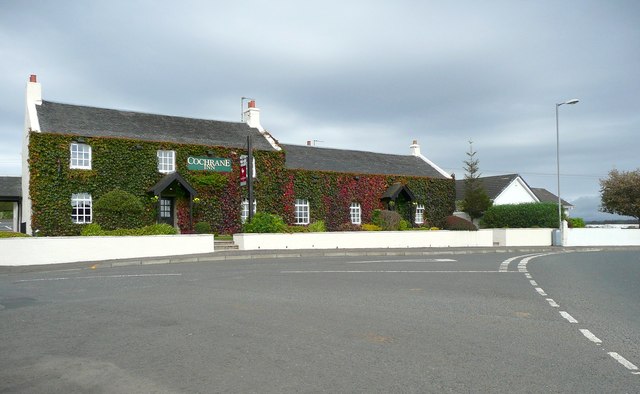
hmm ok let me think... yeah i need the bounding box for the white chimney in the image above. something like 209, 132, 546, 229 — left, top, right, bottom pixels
26, 74, 42, 106
409, 139, 421, 156
242, 100, 282, 151
243, 100, 263, 132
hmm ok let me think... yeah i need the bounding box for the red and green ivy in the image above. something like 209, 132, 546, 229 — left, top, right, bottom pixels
28, 133, 454, 235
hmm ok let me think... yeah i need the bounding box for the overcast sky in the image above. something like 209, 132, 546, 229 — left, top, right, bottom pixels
1, 1, 638, 220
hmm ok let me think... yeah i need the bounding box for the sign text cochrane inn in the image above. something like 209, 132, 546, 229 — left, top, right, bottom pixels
187, 156, 232, 172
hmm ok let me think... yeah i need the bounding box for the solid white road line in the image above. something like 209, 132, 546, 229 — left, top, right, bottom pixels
546, 298, 560, 307
608, 352, 639, 371
15, 273, 182, 282
579, 329, 602, 344
281, 270, 506, 274
559, 311, 578, 323
345, 259, 456, 264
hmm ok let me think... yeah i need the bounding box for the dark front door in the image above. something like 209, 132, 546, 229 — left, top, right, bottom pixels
159, 197, 174, 226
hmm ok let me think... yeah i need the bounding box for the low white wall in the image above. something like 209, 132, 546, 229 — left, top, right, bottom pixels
493, 228, 553, 247
564, 228, 640, 246
234, 230, 494, 250
0, 234, 214, 266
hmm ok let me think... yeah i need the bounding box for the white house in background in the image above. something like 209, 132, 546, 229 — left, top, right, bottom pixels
455, 174, 574, 221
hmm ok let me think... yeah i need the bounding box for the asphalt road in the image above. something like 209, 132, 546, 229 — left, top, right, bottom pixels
1, 250, 638, 393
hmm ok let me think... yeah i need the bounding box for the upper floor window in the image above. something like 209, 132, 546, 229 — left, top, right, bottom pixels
71, 193, 92, 224
157, 150, 175, 173
350, 202, 362, 225
70, 143, 92, 169
415, 204, 425, 225
294, 199, 310, 225
241, 199, 257, 223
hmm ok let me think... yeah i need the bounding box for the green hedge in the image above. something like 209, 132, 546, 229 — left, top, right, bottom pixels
480, 202, 559, 228
0, 232, 30, 238
81, 223, 177, 236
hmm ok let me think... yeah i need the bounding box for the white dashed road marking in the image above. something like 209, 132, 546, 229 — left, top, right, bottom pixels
546, 298, 560, 308
559, 311, 578, 323
580, 329, 602, 344
535, 287, 547, 296
515, 252, 639, 375
608, 352, 639, 372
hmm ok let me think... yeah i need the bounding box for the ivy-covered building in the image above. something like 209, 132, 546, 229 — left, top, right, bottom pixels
21, 75, 455, 235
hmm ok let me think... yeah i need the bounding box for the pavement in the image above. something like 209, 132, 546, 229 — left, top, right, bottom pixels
4, 245, 640, 274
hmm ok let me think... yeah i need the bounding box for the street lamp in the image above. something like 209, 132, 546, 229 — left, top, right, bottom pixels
555, 98, 579, 245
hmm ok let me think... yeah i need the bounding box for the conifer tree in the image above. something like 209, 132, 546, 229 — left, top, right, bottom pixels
461, 141, 492, 220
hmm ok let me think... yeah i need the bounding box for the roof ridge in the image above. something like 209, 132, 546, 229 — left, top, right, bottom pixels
41, 100, 244, 125
281, 143, 414, 158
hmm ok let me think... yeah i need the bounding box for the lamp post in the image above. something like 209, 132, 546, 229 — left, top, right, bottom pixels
555, 98, 579, 245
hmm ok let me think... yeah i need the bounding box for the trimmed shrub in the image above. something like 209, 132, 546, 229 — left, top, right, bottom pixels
287, 225, 309, 233
0, 231, 29, 238
81, 223, 177, 236
444, 215, 477, 231
567, 217, 586, 228
480, 202, 558, 228
372, 209, 402, 231
242, 212, 287, 233
308, 220, 326, 232
94, 189, 145, 230
362, 224, 382, 231
399, 219, 411, 230
337, 223, 362, 231
194, 221, 212, 234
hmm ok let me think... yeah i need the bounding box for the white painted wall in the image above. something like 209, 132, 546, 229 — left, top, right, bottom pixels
22, 76, 42, 235
492, 228, 553, 247
0, 234, 214, 266
234, 230, 494, 250
564, 228, 640, 246
493, 177, 539, 205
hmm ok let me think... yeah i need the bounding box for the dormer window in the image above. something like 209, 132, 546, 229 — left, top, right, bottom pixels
157, 150, 176, 173
70, 143, 92, 169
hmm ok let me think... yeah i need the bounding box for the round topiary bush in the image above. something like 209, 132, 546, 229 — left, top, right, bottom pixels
94, 189, 145, 230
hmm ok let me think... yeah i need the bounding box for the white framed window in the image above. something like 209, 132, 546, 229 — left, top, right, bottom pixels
70, 143, 92, 169
71, 193, 92, 224
160, 198, 172, 218
415, 204, 425, 225
157, 150, 175, 173
294, 198, 310, 225
241, 199, 257, 223
350, 202, 361, 225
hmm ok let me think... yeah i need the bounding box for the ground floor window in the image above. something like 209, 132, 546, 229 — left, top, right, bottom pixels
350, 202, 361, 225
71, 193, 92, 224
160, 198, 171, 218
415, 204, 425, 225
294, 199, 310, 225
241, 199, 257, 223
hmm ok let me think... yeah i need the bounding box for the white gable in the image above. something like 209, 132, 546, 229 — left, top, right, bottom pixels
493, 177, 539, 205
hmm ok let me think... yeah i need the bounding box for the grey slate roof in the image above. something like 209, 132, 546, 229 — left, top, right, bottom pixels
531, 188, 573, 207
456, 174, 521, 201
281, 144, 449, 179
36, 100, 277, 151
0, 176, 21, 201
